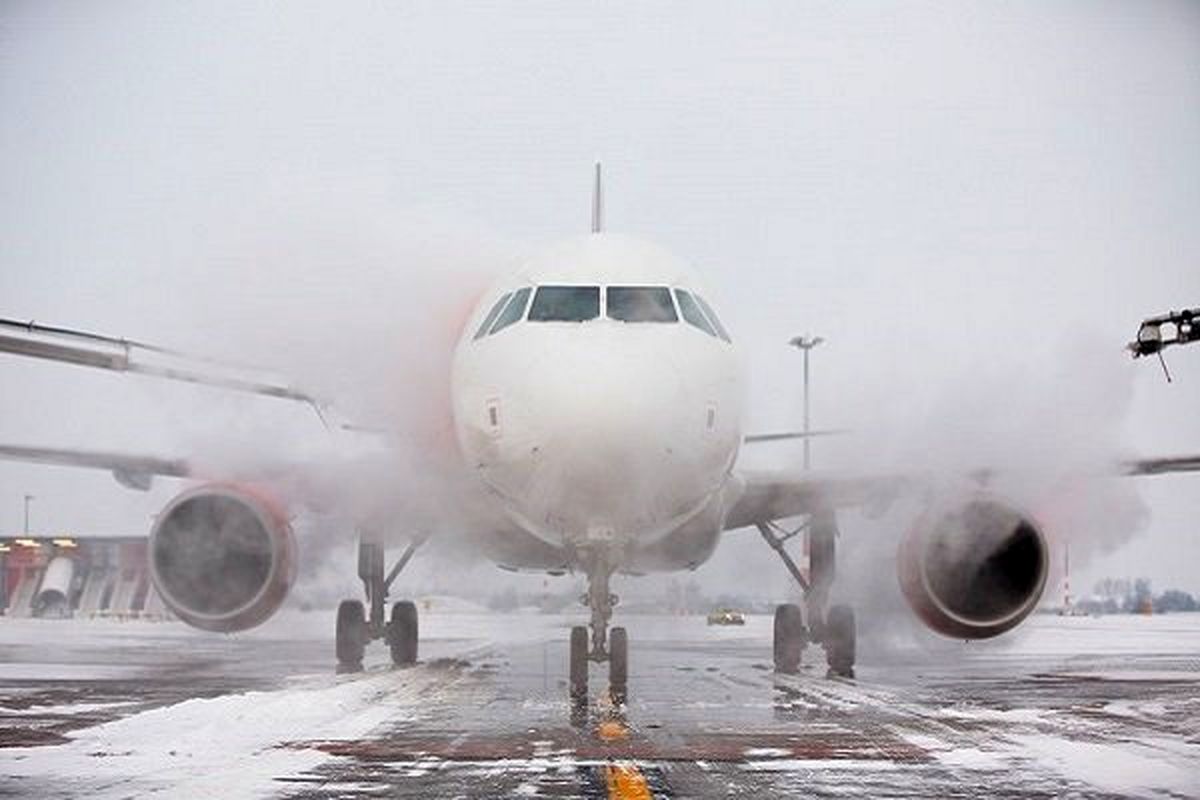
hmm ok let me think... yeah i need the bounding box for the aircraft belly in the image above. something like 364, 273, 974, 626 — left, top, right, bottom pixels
469, 518, 571, 572
624, 492, 724, 573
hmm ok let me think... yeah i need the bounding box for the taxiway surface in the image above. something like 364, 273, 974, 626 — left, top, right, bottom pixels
1, 609, 1199, 798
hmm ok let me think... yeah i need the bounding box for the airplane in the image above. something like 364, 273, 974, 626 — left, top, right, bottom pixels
2, 165, 1198, 702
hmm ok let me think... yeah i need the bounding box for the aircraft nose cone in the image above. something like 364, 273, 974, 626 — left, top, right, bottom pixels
529, 348, 693, 535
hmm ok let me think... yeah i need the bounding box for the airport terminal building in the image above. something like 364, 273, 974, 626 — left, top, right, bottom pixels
0, 537, 171, 619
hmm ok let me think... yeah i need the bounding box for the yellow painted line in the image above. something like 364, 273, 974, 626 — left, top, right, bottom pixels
606, 763, 653, 800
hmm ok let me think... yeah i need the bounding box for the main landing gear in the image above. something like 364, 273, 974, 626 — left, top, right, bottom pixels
758, 509, 856, 678
336, 533, 426, 673
569, 556, 628, 704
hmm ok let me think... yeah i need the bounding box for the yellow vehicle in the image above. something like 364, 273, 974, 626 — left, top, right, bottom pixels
707, 608, 746, 626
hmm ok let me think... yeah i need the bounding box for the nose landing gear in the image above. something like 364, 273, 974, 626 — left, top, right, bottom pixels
569, 557, 628, 704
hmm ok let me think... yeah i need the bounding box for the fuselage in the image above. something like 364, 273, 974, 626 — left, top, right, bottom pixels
451, 234, 745, 573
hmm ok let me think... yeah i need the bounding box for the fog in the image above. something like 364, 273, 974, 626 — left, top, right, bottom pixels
2, 1, 1199, 625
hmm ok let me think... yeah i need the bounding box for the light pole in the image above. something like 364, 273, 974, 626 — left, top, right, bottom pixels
23, 494, 34, 536
788, 335, 824, 469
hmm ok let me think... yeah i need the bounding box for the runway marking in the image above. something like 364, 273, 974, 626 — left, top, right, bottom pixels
284, 729, 929, 763
598, 720, 630, 741
605, 763, 653, 800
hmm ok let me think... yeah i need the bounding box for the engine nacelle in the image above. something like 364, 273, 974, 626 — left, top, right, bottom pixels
898, 494, 1049, 639
149, 484, 296, 632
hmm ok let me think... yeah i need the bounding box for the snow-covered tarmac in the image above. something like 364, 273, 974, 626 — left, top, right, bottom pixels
1, 610, 1199, 798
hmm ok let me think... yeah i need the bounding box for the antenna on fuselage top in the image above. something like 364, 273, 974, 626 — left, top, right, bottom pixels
591, 162, 603, 234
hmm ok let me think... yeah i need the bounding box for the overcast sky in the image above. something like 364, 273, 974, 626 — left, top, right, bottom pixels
1, 1, 1198, 602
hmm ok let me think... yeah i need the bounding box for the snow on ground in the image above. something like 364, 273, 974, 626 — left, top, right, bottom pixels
1005, 734, 1198, 798
2, 669, 428, 798
1, 701, 138, 718
0, 610, 528, 798
2, 611, 1199, 797
960, 612, 1200, 659
909, 723, 1200, 798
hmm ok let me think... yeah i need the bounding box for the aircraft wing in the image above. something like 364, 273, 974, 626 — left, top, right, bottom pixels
723, 470, 911, 531
1122, 455, 1200, 476
0, 443, 191, 491
0, 439, 349, 507
0, 316, 336, 424
742, 429, 848, 444
723, 455, 1200, 532
0, 317, 378, 495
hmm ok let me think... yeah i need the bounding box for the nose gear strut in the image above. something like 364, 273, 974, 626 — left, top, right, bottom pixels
581, 561, 618, 661
569, 551, 628, 703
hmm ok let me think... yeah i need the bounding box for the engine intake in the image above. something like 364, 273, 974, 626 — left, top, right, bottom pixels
898, 495, 1048, 639
149, 484, 295, 632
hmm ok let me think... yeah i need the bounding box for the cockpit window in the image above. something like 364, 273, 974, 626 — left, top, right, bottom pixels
674, 289, 718, 337
528, 286, 600, 322
606, 286, 678, 323
693, 294, 732, 342
489, 286, 531, 334
474, 292, 512, 340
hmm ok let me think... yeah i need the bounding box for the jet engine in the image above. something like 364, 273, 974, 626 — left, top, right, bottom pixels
149, 484, 296, 632
898, 494, 1049, 639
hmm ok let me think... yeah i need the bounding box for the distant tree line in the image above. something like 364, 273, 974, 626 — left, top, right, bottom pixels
1080, 578, 1199, 614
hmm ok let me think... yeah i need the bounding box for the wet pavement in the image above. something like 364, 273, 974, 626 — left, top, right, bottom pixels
1, 611, 1199, 798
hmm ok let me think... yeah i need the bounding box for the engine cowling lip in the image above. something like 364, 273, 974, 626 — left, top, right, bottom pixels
904, 493, 1050, 639
148, 483, 294, 630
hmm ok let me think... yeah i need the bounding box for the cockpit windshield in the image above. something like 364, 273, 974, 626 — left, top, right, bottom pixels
474, 282, 731, 342
528, 286, 601, 322
674, 289, 717, 337
606, 286, 678, 323
489, 286, 531, 334
474, 292, 512, 340
693, 293, 731, 342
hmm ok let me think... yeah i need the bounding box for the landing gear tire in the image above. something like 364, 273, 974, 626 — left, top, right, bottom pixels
388, 600, 419, 666
609, 626, 628, 704
336, 599, 366, 671
773, 603, 805, 674
569, 625, 589, 702
825, 604, 856, 678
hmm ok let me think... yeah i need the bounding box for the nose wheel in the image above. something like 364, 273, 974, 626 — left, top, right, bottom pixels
608, 625, 628, 703
569, 624, 629, 703
569, 626, 588, 700
569, 558, 628, 704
